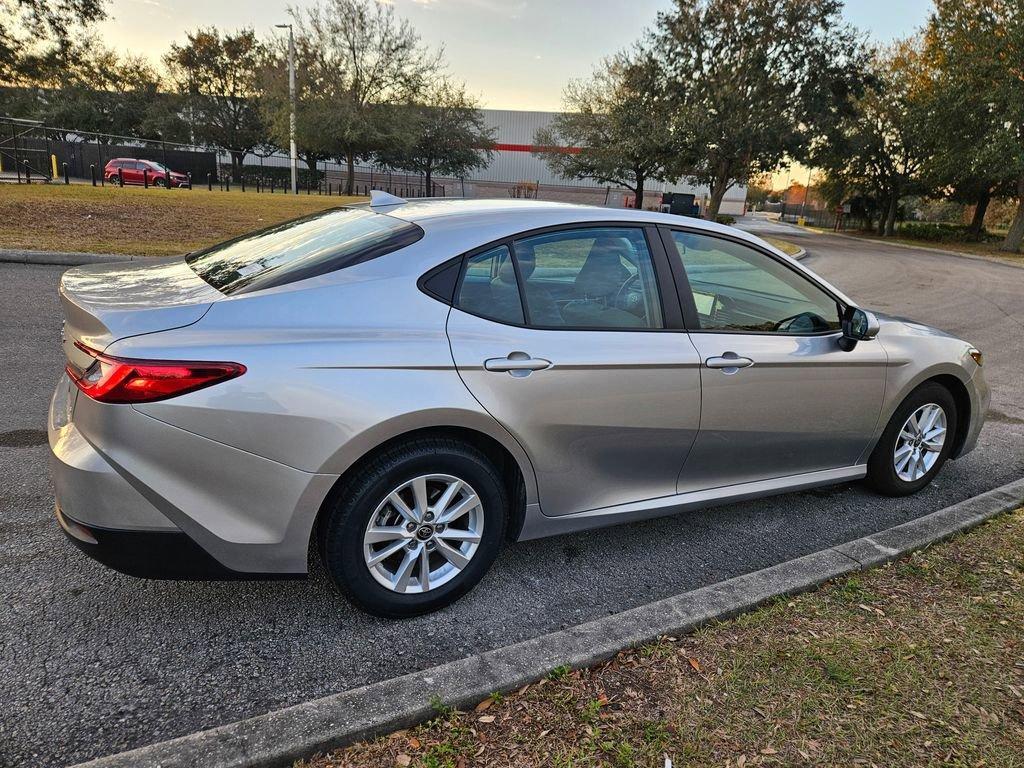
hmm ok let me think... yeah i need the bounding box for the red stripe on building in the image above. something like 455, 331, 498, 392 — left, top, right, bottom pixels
494, 143, 581, 155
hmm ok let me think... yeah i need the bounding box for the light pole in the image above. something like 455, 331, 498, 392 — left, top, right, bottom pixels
276, 23, 298, 195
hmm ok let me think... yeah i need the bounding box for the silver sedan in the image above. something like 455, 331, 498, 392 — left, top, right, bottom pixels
49, 195, 989, 616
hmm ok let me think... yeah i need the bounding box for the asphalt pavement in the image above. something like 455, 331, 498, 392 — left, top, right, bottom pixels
1, 228, 1022, 767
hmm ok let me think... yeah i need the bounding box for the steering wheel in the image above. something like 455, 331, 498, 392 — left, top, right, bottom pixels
772, 311, 827, 333
612, 273, 644, 315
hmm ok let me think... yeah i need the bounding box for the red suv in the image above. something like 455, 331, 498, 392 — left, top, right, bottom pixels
104, 158, 189, 188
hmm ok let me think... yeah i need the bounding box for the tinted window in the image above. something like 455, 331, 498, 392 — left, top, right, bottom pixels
668, 231, 840, 333
514, 227, 663, 329
187, 207, 423, 295
454, 245, 524, 324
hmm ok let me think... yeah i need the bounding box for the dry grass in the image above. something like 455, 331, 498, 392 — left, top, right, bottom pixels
0, 183, 364, 256
301, 509, 1024, 768
762, 236, 802, 256
805, 227, 1024, 265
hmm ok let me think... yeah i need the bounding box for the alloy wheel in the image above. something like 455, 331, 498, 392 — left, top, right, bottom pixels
893, 403, 947, 482
362, 474, 483, 594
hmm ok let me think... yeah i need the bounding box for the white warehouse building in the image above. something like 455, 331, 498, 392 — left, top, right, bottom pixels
464, 108, 748, 216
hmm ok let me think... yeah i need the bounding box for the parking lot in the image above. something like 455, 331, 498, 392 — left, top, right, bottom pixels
2, 226, 1022, 767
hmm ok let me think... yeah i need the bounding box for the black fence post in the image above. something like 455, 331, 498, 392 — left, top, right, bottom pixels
241, 176, 245, 193
207, 172, 212, 191
187, 172, 192, 190
62, 162, 69, 184
225, 176, 230, 192
90, 164, 96, 186
328, 182, 332, 196
23, 161, 30, 184
117, 167, 123, 186
143, 168, 149, 188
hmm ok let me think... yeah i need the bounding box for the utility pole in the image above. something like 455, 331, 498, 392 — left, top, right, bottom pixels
800, 166, 813, 219
276, 23, 298, 195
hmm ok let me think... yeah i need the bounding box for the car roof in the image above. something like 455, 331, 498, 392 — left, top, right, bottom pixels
377, 197, 749, 241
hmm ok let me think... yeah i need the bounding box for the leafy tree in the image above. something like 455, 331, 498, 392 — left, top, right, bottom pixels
288, 0, 442, 194
923, 0, 1024, 252
812, 41, 932, 236
653, 0, 868, 219
374, 79, 494, 191
0, 0, 107, 84
34, 42, 161, 138
745, 173, 773, 209
916, 2, 1000, 235
164, 28, 269, 181
533, 49, 677, 210
260, 35, 331, 176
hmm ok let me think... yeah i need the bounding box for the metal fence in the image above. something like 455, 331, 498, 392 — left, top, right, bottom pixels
778, 202, 874, 232
0, 116, 450, 197
0, 116, 654, 207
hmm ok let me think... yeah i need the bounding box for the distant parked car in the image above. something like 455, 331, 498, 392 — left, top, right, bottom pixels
104, 158, 189, 188
49, 194, 989, 617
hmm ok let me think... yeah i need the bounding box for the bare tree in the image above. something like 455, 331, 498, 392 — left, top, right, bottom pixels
289, 0, 443, 194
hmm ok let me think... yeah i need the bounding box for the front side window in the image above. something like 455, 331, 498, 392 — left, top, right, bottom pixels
514, 227, 664, 329
668, 231, 841, 334
187, 207, 423, 295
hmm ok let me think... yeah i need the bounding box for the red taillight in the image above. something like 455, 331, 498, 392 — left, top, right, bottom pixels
67, 342, 245, 404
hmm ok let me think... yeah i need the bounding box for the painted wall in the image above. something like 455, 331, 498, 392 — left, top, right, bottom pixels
476, 108, 747, 213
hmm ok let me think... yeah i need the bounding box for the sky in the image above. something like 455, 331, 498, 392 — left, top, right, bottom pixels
97, 0, 933, 112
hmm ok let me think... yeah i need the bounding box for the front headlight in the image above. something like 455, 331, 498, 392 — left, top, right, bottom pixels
968, 347, 983, 366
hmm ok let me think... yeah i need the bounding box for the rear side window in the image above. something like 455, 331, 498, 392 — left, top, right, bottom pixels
187, 207, 423, 295
454, 245, 524, 324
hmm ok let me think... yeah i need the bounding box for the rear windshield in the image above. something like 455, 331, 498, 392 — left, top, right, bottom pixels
186, 207, 423, 295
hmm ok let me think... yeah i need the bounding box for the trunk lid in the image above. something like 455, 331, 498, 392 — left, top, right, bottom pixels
60, 258, 221, 371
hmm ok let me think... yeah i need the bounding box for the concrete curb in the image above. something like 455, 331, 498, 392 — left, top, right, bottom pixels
0, 249, 132, 266
791, 246, 807, 261
70, 475, 1024, 768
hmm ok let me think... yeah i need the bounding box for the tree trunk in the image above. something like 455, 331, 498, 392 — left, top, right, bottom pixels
1000, 175, 1024, 253
634, 175, 645, 210
883, 189, 899, 237
967, 186, 991, 236
230, 150, 245, 183
706, 176, 730, 220
345, 153, 355, 196
424, 167, 432, 195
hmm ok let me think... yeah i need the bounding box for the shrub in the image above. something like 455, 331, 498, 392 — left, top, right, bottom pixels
715, 214, 736, 225
896, 221, 1000, 243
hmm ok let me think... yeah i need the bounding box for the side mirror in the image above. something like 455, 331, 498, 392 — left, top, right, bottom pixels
838, 306, 879, 351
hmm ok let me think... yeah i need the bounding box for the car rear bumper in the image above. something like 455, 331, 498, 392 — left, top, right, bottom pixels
48, 376, 334, 579
55, 504, 302, 580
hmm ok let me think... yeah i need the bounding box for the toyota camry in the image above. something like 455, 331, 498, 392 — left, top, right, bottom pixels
49, 194, 989, 616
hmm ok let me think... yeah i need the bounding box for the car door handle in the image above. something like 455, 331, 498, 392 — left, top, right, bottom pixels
705, 354, 754, 371
484, 353, 552, 373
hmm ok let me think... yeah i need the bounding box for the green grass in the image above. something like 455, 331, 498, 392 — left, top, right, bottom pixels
299, 508, 1024, 768
0, 183, 364, 256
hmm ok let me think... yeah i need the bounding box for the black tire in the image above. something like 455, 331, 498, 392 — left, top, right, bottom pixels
865, 381, 958, 496
154, 177, 167, 188
321, 438, 507, 617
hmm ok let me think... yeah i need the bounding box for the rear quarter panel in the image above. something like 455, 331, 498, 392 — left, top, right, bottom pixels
111, 258, 540, 504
